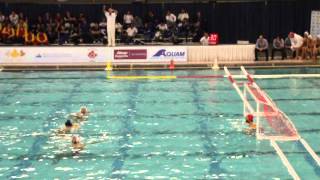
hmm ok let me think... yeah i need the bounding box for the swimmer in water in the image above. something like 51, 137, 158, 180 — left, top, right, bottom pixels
71, 135, 85, 152
245, 114, 256, 135
56, 120, 80, 134
69, 106, 89, 121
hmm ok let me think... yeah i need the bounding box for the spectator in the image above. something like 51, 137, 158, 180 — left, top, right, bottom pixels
99, 18, 107, 44
58, 25, 70, 44
255, 35, 269, 61
90, 23, 101, 43
125, 24, 138, 44
123, 11, 134, 28
36, 16, 46, 31
200, 32, 209, 45
46, 25, 57, 44
44, 12, 52, 25
142, 22, 153, 42
55, 13, 63, 25
178, 9, 189, 22
2, 23, 15, 43
289, 32, 304, 59
18, 12, 24, 22
9, 11, 19, 27
115, 22, 123, 41
0, 12, 5, 24
70, 26, 81, 45
165, 10, 176, 28
133, 15, 143, 32
272, 35, 286, 60
177, 19, 190, 37
79, 19, 90, 43
64, 11, 76, 25
145, 11, 156, 27
154, 22, 169, 41
16, 20, 27, 44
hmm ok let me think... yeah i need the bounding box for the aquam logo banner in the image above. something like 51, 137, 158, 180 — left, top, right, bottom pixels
148, 47, 187, 61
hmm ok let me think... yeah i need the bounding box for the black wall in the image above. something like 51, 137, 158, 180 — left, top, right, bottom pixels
1, 0, 319, 43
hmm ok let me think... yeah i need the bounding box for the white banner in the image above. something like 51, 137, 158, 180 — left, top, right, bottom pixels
0, 46, 187, 64
0, 47, 113, 63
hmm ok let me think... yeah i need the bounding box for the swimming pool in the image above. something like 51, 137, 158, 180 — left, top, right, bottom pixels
0, 68, 319, 179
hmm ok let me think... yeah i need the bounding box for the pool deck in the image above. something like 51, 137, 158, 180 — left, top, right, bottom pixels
0, 59, 319, 71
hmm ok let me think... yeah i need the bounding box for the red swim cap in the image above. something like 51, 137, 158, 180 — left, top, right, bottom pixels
246, 114, 254, 123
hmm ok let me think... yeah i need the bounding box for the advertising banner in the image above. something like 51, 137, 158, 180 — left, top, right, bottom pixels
114, 49, 147, 60
147, 46, 188, 62
0, 47, 113, 63
0, 46, 187, 64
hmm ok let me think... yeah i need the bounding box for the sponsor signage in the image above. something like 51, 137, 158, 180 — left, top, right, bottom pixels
0, 46, 187, 63
114, 49, 147, 60
148, 47, 187, 61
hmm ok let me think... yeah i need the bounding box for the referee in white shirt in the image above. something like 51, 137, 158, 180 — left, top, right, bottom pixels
103, 5, 117, 47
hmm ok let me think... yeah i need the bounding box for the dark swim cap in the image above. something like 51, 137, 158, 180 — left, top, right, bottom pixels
65, 120, 73, 127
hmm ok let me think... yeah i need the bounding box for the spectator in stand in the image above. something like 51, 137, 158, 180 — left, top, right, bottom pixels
115, 22, 123, 41
55, 13, 63, 25
272, 35, 286, 60
18, 12, 24, 22
78, 13, 86, 24
16, 19, 27, 44
289, 32, 304, 60
200, 32, 209, 45
9, 11, 19, 27
64, 11, 76, 25
255, 35, 269, 61
36, 16, 46, 31
99, 18, 107, 44
46, 25, 57, 44
123, 11, 134, 28
154, 22, 168, 41
2, 23, 15, 44
177, 19, 190, 37
178, 9, 189, 22
58, 25, 70, 44
142, 22, 153, 42
194, 11, 206, 31
44, 12, 52, 25
36, 29, 48, 45
145, 11, 156, 27
79, 19, 90, 43
0, 12, 5, 24
133, 15, 143, 32
125, 24, 138, 44
165, 10, 176, 28
25, 31, 35, 45
90, 22, 101, 43
70, 26, 81, 45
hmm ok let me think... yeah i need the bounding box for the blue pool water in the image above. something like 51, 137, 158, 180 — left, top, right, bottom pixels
0, 68, 319, 179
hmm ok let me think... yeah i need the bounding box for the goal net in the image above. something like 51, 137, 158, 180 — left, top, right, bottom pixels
244, 83, 299, 141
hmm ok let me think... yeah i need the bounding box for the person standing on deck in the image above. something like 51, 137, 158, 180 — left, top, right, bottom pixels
103, 5, 117, 47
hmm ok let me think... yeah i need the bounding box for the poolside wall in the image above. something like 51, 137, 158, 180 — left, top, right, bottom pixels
0, 45, 255, 65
